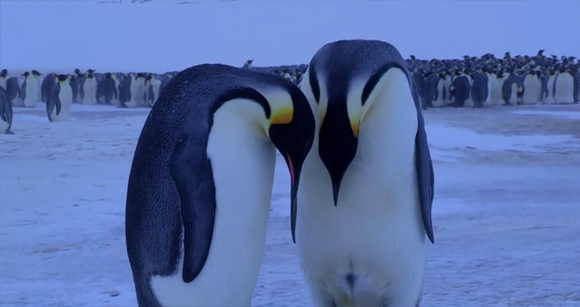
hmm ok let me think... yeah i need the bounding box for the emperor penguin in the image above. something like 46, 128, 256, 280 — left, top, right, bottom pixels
125, 73, 143, 107
553, 66, 575, 104
521, 67, 542, 104
449, 71, 471, 107
96, 73, 118, 105
125, 63, 315, 307
5, 77, 23, 107
20, 71, 39, 107
41, 73, 57, 102
0, 86, 14, 134
543, 68, 558, 104
118, 75, 133, 108
502, 71, 523, 106
469, 70, 489, 108
0, 69, 7, 89
433, 72, 447, 107
80, 69, 98, 104
490, 70, 507, 106
31, 70, 42, 102
296, 40, 435, 307
144, 74, 162, 107
133, 73, 147, 106
47, 74, 73, 122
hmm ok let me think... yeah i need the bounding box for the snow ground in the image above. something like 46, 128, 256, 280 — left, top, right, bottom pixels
1, 0, 580, 306
1, 104, 579, 307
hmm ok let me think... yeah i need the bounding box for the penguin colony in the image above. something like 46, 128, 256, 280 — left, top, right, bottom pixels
0, 50, 577, 134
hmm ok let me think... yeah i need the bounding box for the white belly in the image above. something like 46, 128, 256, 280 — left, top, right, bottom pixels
149, 80, 161, 106
297, 71, 428, 306
150, 101, 275, 306
81, 78, 97, 105
35, 76, 42, 102
111, 77, 120, 105
522, 75, 541, 104
51, 84, 73, 122
0, 77, 7, 90
22, 77, 38, 107
433, 79, 446, 107
443, 76, 452, 105
134, 79, 146, 106
126, 77, 139, 108
554, 73, 575, 104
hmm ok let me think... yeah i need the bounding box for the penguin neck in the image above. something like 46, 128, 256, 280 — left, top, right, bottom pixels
205, 99, 275, 265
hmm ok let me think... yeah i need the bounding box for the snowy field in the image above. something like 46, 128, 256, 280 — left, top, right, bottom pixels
1, 0, 580, 307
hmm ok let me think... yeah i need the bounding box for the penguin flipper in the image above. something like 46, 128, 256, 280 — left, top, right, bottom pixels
415, 106, 435, 244
46, 95, 55, 122
20, 81, 26, 101
170, 138, 216, 283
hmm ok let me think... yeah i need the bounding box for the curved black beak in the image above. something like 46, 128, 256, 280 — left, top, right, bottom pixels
284, 153, 303, 244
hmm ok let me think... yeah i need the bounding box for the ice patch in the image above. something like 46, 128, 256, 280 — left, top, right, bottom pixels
427, 123, 576, 152
510, 110, 580, 120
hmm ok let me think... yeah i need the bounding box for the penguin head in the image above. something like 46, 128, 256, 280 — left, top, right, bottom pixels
0, 69, 7, 77
265, 85, 315, 225
22, 71, 30, 77
57, 74, 69, 82
31, 70, 41, 76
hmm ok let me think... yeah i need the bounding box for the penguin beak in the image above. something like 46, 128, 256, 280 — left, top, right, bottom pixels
283, 152, 302, 242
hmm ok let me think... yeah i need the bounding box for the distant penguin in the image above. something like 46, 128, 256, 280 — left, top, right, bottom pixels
5, 77, 23, 107
111, 73, 120, 105
80, 69, 98, 104
47, 74, 73, 122
502, 72, 523, 106
125, 64, 315, 307
242, 59, 254, 69
71, 68, 83, 103
144, 74, 161, 107
0, 86, 14, 134
411, 70, 426, 108
20, 71, 39, 107
118, 75, 136, 108
553, 66, 575, 103
521, 68, 542, 104
433, 72, 448, 107
41, 73, 57, 102
126, 73, 141, 107
133, 73, 147, 106
462, 70, 475, 107
96, 73, 118, 105
544, 68, 558, 104
442, 70, 453, 105
0, 69, 7, 89
485, 69, 501, 106
470, 71, 489, 108
491, 70, 508, 106
423, 72, 439, 108
449, 71, 471, 107
297, 39, 435, 307
31, 70, 42, 102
